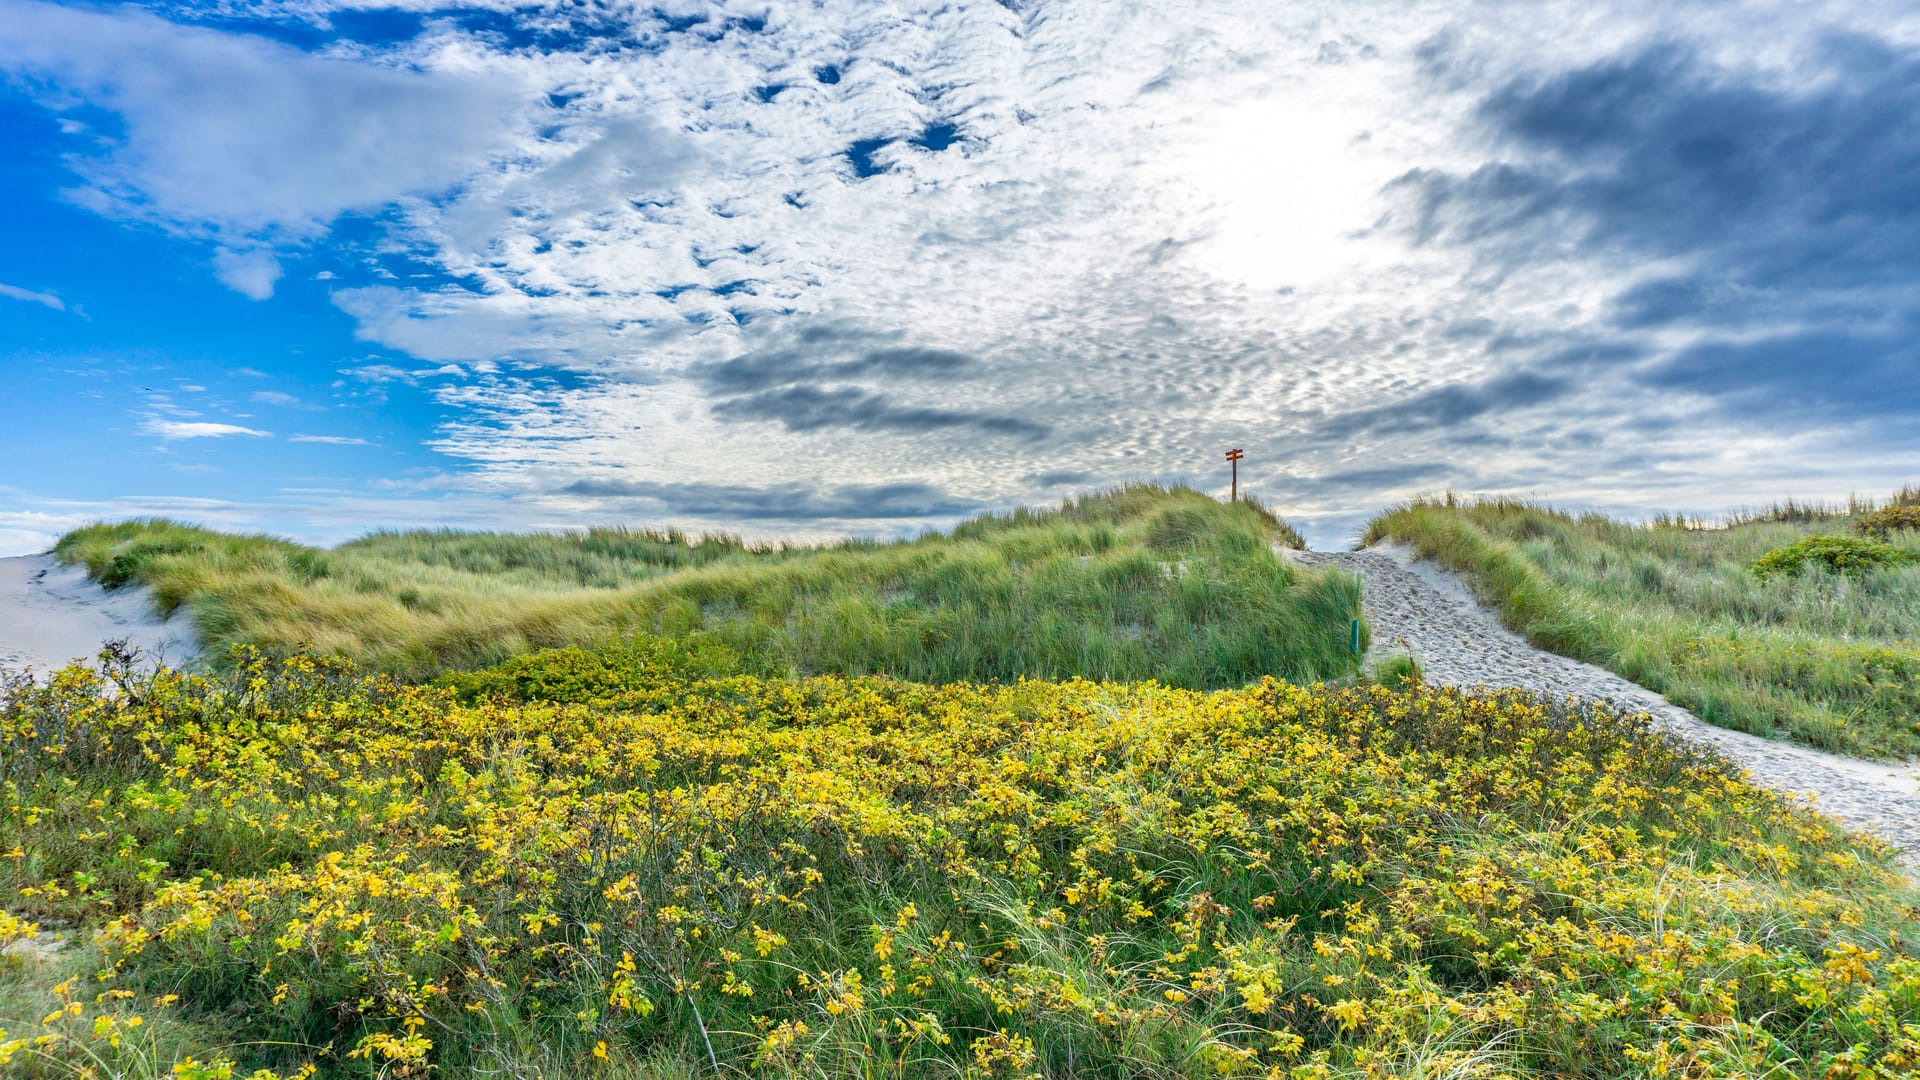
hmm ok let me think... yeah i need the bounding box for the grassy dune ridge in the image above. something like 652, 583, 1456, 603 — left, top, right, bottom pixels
1364, 489, 1920, 759
1, 649, 1914, 1077
52, 486, 1358, 688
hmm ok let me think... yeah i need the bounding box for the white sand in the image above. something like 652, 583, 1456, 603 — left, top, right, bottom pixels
1288, 543, 1920, 871
0, 555, 198, 676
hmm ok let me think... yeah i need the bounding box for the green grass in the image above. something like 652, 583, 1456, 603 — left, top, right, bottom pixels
2, 650, 1914, 1078
52, 486, 1362, 688
1363, 488, 1920, 759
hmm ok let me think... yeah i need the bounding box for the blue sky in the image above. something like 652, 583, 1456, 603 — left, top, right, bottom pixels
1, 0, 1916, 554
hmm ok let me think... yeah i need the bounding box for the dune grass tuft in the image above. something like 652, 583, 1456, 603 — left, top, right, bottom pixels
53, 486, 1359, 688
1364, 488, 1920, 759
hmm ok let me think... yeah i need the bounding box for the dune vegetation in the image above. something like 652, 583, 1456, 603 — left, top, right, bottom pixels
1363, 486, 1920, 759
12, 484, 1920, 1077
51, 486, 1359, 689
2, 647, 1915, 1078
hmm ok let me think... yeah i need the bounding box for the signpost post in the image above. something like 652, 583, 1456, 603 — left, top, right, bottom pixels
1224, 448, 1244, 503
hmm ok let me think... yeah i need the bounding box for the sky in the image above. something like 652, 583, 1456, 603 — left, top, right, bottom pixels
1, 0, 1917, 555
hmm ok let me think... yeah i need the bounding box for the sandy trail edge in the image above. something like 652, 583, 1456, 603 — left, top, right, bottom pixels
1289, 542, 1920, 872
0, 554, 199, 676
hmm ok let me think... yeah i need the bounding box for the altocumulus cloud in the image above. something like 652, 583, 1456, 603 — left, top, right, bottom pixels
696, 331, 1048, 439
558, 478, 982, 521
4, 0, 1919, 547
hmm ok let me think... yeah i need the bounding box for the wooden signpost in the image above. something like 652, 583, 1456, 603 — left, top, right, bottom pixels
1224, 448, 1244, 503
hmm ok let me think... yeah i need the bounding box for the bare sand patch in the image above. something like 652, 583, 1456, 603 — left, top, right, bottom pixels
0, 555, 198, 676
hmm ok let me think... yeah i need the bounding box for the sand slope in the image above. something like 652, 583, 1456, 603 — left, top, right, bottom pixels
0, 555, 198, 675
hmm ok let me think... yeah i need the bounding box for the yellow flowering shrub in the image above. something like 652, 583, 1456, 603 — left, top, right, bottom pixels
2, 647, 1916, 1077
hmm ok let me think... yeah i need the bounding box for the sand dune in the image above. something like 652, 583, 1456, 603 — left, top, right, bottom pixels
0, 554, 198, 676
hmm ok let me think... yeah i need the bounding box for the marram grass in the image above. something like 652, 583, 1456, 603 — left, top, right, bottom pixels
51, 486, 1355, 688
1363, 491, 1920, 759
2, 646, 1915, 1078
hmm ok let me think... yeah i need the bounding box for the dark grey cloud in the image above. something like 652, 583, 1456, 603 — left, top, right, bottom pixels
557, 478, 981, 520
1610, 276, 1890, 334
1386, 32, 1920, 428
1311, 463, 1454, 489
1023, 469, 1096, 488
1535, 342, 1647, 370
1643, 323, 1920, 420
695, 326, 1047, 439
699, 343, 977, 394
1395, 36, 1920, 281
1316, 370, 1571, 440
1610, 278, 1753, 332
711, 385, 1049, 439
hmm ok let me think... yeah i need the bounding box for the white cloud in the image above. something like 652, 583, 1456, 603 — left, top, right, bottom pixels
212, 248, 283, 300
341, 363, 419, 385
289, 434, 372, 445
0, 506, 90, 556
339, 361, 471, 385
250, 390, 304, 407
0, 282, 65, 311
0, 0, 534, 238
141, 419, 272, 440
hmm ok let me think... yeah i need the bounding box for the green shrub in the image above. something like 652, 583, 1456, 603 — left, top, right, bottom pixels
1370, 652, 1421, 685
437, 633, 761, 704
1750, 534, 1917, 580
1853, 503, 1920, 538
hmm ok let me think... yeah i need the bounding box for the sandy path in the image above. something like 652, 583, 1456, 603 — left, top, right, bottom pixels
1291, 543, 1920, 868
0, 555, 198, 676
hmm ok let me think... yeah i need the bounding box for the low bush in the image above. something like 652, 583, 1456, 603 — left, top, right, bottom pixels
1369, 652, 1421, 686
1854, 503, 1920, 538
1750, 534, 1917, 580
0, 651, 1913, 1077
438, 633, 764, 703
